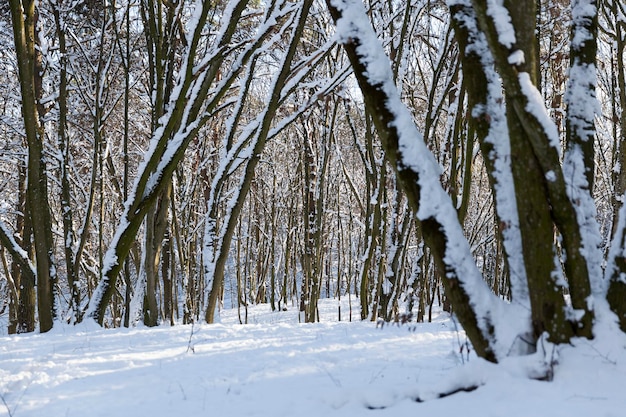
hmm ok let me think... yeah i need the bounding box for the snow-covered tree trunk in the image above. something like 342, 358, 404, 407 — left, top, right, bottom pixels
449, 1, 529, 308
11, 166, 34, 334
468, 0, 595, 341
563, 0, 604, 298
139, 0, 182, 327
50, 0, 83, 323
300, 118, 326, 323
356, 120, 384, 320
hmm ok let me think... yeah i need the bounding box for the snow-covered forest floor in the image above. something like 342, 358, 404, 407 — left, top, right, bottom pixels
1, 299, 624, 417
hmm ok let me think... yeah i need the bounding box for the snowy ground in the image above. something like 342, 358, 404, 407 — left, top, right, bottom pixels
1, 299, 625, 417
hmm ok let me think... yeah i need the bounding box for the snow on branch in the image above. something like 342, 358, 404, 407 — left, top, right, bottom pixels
0, 218, 36, 279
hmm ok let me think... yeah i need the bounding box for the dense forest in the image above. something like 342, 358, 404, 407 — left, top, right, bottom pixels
1, 0, 625, 367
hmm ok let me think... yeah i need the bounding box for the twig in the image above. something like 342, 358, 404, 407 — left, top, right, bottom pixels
186, 320, 196, 354
450, 315, 470, 364
368, 366, 387, 384
537, 334, 558, 381
584, 342, 617, 365
319, 364, 342, 387
178, 382, 187, 400
505, 332, 536, 357
0, 391, 14, 417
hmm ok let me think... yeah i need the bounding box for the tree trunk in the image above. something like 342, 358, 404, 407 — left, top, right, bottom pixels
9, 0, 58, 332
470, 0, 594, 340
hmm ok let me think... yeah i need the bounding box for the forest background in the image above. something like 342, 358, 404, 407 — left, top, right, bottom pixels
1, 0, 626, 369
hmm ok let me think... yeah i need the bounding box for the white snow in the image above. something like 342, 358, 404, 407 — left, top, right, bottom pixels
1, 299, 625, 417
485, 0, 517, 48
563, 145, 604, 294
570, 0, 597, 47
565, 63, 600, 142
507, 50, 525, 66
518, 73, 562, 153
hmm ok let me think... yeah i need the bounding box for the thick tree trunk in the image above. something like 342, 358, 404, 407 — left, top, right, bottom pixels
9, 0, 58, 332
139, 0, 179, 327
470, 0, 594, 340
449, 2, 529, 306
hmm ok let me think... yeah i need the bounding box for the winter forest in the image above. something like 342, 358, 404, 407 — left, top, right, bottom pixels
1, 0, 626, 413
